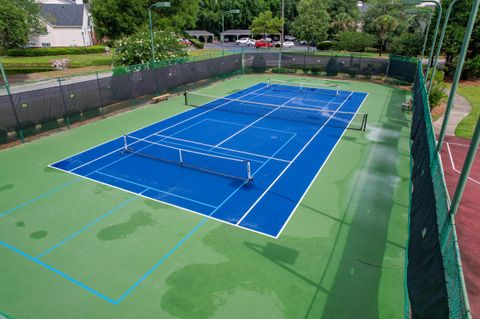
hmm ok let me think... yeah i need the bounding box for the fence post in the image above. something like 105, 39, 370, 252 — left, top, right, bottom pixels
0, 61, 23, 142
303, 48, 307, 71
385, 55, 392, 84
95, 72, 105, 115
241, 47, 245, 75
57, 77, 70, 128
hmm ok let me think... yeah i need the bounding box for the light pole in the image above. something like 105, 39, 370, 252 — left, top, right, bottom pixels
438, 0, 480, 153
427, 0, 459, 95
405, 8, 433, 61
402, 0, 442, 79
148, 2, 171, 62
221, 9, 240, 55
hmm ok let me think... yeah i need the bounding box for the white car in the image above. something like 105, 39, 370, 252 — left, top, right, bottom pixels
283, 41, 295, 48
236, 38, 256, 46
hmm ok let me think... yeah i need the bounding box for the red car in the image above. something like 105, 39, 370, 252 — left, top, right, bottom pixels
255, 39, 273, 48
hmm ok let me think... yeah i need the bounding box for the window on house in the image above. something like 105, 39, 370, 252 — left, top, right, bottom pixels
41, 43, 51, 48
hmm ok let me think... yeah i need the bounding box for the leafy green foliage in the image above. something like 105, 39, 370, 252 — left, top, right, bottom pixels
91, 0, 147, 40
333, 12, 357, 33
113, 29, 187, 67
291, 0, 331, 47
7, 46, 106, 56
374, 15, 399, 55
390, 33, 423, 57
336, 32, 376, 52
0, 0, 46, 48
190, 39, 204, 49
316, 41, 335, 51
462, 55, 480, 79
428, 71, 447, 109
91, 0, 198, 40
249, 11, 282, 36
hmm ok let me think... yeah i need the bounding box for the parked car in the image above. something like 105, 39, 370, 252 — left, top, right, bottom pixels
255, 39, 274, 48
273, 41, 295, 48
285, 35, 296, 41
178, 38, 192, 46
236, 38, 256, 46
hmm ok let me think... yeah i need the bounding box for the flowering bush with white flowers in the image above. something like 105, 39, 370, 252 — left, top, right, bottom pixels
113, 29, 187, 67
51, 58, 70, 70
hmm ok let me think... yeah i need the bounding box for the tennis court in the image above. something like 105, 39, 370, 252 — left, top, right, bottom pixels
50, 81, 367, 238
0, 74, 409, 318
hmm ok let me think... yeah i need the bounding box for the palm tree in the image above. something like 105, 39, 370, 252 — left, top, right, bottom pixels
374, 14, 398, 56
334, 13, 357, 32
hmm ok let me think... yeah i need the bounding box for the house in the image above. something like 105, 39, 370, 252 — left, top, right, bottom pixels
28, 0, 94, 48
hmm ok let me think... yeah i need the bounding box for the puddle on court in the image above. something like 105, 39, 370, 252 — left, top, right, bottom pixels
366, 126, 401, 143
96, 210, 155, 241
16, 221, 25, 227
93, 184, 115, 195
30, 230, 47, 239
0, 184, 14, 192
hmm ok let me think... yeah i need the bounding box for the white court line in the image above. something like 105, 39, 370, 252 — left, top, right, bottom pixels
446, 143, 480, 185
57, 84, 269, 173
214, 97, 298, 148
248, 91, 343, 106
152, 133, 291, 163
446, 141, 480, 149
236, 91, 356, 228
204, 118, 297, 135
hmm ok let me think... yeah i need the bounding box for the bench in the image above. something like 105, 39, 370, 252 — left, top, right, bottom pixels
152, 94, 169, 103
402, 98, 413, 112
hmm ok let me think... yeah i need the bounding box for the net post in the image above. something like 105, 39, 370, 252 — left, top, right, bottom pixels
246, 161, 252, 182
123, 134, 128, 152
179, 149, 183, 165
184, 91, 188, 106
363, 114, 368, 131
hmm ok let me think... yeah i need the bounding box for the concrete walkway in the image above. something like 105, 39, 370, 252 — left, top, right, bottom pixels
434, 93, 471, 135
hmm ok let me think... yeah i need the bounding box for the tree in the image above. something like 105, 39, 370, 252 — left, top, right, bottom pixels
390, 33, 423, 57
91, 0, 148, 40
113, 29, 187, 67
250, 10, 282, 37
374, 15, 398, 56
336, 31, 375, 52
291, 0, 331, 50
0, 0, 45, 48
91, 0, 199, 41
333, 12, 357, 32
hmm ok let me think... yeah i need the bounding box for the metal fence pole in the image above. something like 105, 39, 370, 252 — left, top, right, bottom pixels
95, 72, 105, 114
437, 0, 480, 152
57, 78, 70, 128
449, 117, 480, 216
0, 61, 23, 142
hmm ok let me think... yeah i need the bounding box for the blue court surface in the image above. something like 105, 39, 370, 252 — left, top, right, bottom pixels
50, 82, 368, 238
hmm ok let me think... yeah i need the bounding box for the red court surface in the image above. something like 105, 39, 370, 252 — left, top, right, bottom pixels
440, 135, 480, 318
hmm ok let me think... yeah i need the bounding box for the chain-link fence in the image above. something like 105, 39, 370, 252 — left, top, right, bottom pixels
405, 62, 471, 319
0, 51, 416, 145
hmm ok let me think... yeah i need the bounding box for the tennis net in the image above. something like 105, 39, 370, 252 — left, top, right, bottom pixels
122, 134, 253, 182
266, 79, 340, 97
185, 92, 368, 131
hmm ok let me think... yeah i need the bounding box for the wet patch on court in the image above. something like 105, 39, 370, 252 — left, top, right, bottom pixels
96, 210, 155, 241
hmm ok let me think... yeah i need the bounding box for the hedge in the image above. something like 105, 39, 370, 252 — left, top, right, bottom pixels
316, 41, 335, 51
190, 39, 204, 49
7, 46, 107, 57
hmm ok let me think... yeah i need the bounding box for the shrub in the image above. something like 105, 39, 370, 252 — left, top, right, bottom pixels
335, 32, 376, 52
429, 71, 447, 109
310, 66, 322, 75
7, 46, 106, 56
251, 54, 267, 72
390, 33, 423, 57
16, 121, 36, 137
63, 110, 82, 124
316, 41, 335, 51
113, 29, 187, 67
190, 39, 204, 49
462, 55, 480, 79
40, 117, 60, 131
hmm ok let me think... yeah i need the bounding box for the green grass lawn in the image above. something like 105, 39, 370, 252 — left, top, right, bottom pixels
456, 84, 480, 139
0, 53, 113, 68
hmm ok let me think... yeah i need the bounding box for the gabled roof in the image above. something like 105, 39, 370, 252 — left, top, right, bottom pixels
40, 4, 84, 27
185, 30, 214, 37
221, 29, 252, 36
